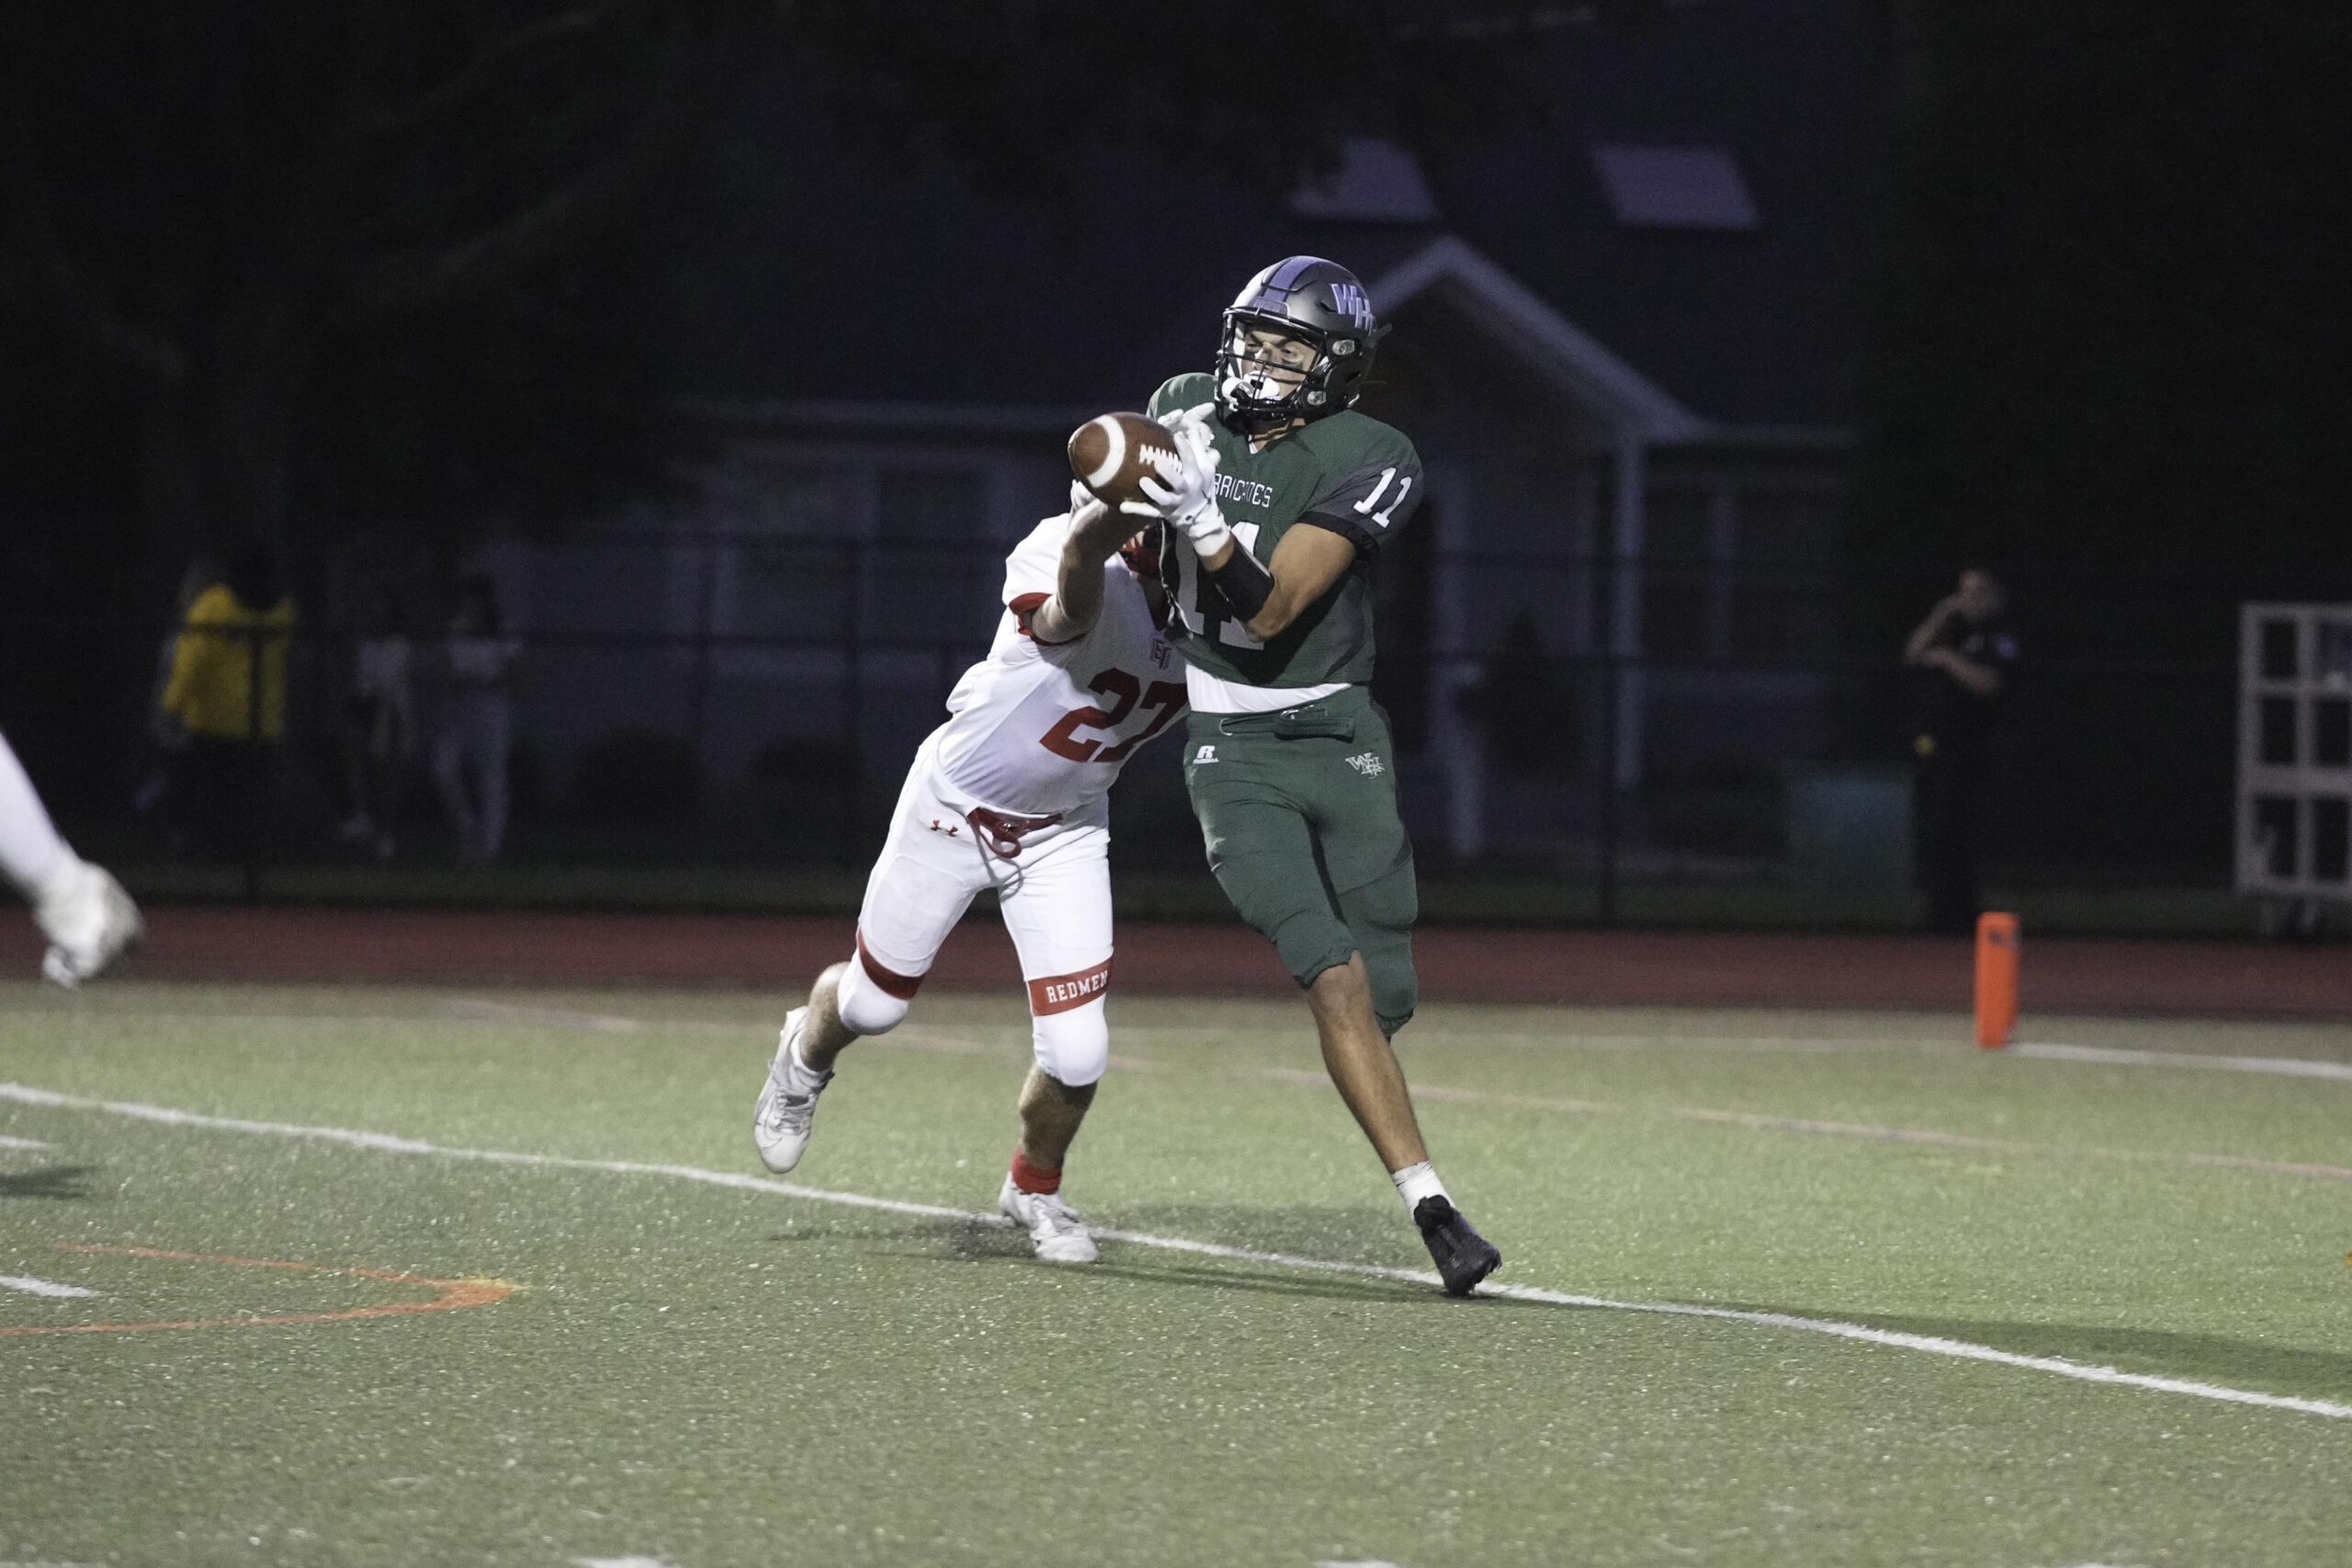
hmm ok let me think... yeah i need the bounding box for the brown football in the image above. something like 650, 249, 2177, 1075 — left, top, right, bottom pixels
1068, 412, 1181, 511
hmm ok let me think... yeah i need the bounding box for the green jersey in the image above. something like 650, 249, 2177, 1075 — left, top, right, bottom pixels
1145, 372, 1425, 690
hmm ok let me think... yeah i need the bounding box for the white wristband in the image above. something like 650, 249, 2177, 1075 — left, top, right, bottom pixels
1177, 502, 1232, 558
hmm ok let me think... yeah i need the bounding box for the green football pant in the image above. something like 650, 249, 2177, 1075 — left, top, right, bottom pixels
1181, 687, 1419, 1036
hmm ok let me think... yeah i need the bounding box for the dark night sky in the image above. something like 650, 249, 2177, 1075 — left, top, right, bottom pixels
0, 0, 2341, 628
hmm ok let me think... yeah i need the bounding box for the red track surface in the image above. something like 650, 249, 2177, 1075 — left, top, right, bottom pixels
4, 906, 2345, 1019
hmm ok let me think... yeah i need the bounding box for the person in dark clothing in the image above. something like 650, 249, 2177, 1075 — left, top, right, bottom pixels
1461, 611, 1573, 778
1905, 568, 2018, 933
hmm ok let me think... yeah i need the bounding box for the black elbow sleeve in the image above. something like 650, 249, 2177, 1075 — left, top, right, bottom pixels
1205, 547, 1274, 622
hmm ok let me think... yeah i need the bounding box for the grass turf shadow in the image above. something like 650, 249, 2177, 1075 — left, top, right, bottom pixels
0, 1163, 99, 1200
790, 1201, 1421, 1271
749, 1193, 1539, 1306
762, 1217, 971, 1247
888, 1237, 1530, 1306
882, 1201, 1538, 1307
1078, 1256, 1532, 1306
1100, 1202, 1421, 1268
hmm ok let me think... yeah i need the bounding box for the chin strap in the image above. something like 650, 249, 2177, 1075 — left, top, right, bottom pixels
1217, 367, 1310, 432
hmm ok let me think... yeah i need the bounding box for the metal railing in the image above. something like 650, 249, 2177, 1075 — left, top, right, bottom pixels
0, 621, 2242, 922
0, 534, 2262, 921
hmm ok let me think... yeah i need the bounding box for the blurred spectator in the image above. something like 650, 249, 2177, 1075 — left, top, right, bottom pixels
1904, 567, 2019, 934
335, 585, 416, 862
1461, 611, 1574, 777
158, 541, 295, 861
431, 574, 523, 864
130, 555, 221, 840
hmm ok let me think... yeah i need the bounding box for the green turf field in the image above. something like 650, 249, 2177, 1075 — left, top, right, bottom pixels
4, 981, 2348, 1567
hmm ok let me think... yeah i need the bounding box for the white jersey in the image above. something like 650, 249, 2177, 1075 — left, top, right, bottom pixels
933, 514, 1186, 818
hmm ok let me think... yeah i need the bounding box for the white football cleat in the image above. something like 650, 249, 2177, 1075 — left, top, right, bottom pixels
34, 857, 141, 989
999, 1174, 1098, 1264
752, 1007, 831, 1174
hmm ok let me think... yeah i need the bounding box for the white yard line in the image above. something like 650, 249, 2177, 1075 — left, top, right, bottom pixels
1113, 1024, 1944, 1055
1, 1274, 97, 1299
0, 998, 1008, 1057
4, 1079, 2348, 1422
19, 995, 2351, 1077
442, 998, 996, 1055
495, 1021, 2352, 1073
0, 1134, 51, 1149
1120, 1024, 2352, 1073
1414, 1032, 1942, 1056
436, 998, 1006, 1058
2015, 1041, 2352, 1081
446, 998, 644, 1033
1258, 1068, 2352, 1184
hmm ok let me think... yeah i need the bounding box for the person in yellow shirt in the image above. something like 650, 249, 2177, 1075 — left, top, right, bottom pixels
159, 543, 295, 859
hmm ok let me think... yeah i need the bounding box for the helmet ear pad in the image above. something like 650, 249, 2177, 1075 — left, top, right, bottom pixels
1316, 321, 1381, 408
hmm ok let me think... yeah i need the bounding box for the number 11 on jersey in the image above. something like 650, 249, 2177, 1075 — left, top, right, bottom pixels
1173, 522, 1262, 649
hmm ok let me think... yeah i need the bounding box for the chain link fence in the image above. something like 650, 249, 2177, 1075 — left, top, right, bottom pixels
0, 538, 2254, 926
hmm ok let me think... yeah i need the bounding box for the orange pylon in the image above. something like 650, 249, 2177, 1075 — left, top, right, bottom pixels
1975, 911, 2019, 1048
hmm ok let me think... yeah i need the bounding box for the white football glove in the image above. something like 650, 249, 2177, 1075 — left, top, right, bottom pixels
1137, 417, 1233, 556
1072, 477, 1159, 526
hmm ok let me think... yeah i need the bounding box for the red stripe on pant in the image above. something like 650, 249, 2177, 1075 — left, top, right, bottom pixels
1027, 955, 1113, 1017
854, 931, 924, 1001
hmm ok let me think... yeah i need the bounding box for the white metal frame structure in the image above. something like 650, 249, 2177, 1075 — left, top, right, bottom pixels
2236, 603, 2352, 902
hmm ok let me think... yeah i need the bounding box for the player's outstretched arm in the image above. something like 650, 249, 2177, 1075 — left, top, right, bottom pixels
1139, 414, 1372, 642
1198, 524, 1358, 643
1024, 488, 1136, 646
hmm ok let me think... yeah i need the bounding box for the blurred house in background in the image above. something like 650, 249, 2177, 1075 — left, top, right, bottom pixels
447, 0, 1886, 866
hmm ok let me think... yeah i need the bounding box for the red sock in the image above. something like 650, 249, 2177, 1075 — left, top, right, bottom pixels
1009, 1150, 1061, 1195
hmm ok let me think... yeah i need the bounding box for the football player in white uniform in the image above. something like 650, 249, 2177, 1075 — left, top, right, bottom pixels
752, 486, 1183, 1263
0, 729, 142, 986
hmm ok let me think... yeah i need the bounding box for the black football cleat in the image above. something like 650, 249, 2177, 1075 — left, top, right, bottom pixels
1413, 1195, 1502, 1297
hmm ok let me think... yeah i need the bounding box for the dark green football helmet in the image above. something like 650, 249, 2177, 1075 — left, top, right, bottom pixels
1215, 255, 1384, 428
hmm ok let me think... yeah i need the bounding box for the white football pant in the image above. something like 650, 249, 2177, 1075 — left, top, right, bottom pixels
0, 728, 72, 900
838, 731, 1113, 1088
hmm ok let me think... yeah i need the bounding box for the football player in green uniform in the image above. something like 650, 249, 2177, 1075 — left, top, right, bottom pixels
1138, 255, 1501, 1295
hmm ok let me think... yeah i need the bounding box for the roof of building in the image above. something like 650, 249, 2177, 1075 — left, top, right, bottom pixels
667, 0, 1888, 433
